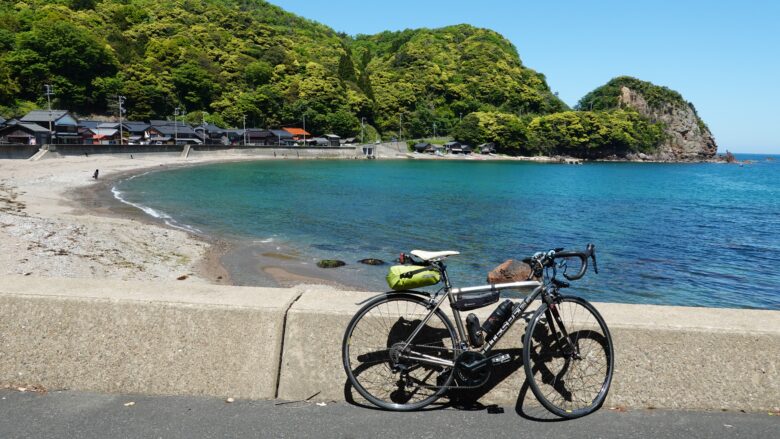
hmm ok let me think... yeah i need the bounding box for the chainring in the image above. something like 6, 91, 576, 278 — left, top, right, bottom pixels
454, 351, 491, 388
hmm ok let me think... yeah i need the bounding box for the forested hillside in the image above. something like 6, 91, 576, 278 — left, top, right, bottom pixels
0, 0, 562, 138
0, 0, 715, 158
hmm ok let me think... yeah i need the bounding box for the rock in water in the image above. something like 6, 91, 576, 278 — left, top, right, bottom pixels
487, 259, 534, 284
358, 258, 385, 265
317, 259, 346, 268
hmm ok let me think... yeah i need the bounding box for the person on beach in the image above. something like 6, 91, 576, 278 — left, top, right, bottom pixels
93, 169, 99, 180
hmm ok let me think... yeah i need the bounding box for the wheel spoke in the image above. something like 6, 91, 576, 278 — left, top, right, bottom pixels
524, 296, 613, 418
343, 295, 457, 410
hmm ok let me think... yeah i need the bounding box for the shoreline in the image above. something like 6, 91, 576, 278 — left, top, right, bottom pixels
0, 153, 329, 289
0, 148, 754, 294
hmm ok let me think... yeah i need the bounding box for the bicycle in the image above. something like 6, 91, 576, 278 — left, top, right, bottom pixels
342, 243, 614, 418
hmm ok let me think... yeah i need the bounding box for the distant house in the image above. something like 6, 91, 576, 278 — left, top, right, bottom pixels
282, 127, 311, 141
413, 142, 431, 153
20, 110, 80, 144
479, 142, 495, 154
268, 129, 295, 146
444, 141, 461, 151
147, 121, 203, 144
0, 116, 6, 128
461, 144, 473, 154
324, 134, 341, 147
304, 137, 329, 147
124, 121, 150, 144
245, 129, 278, 145
341, 137, 357, 145
85, 128, 122, 144
0, 121, 51, 145
445, 141, 463, 154
195, 123, 226, 144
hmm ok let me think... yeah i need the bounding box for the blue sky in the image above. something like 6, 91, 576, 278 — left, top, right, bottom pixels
270, 0, 779, 154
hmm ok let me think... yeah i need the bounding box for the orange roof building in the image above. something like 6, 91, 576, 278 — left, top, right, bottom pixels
282, 127, 311, 140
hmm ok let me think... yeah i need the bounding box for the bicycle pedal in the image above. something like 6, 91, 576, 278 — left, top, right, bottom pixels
490, 353, 511, 365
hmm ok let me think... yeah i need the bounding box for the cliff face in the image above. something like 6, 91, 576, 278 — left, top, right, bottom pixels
618, 86, 717, 161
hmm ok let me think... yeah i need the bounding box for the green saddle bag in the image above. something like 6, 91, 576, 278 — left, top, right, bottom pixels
386, 265, 441, 290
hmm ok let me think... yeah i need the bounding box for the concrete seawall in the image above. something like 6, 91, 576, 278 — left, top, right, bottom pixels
2, 276, 778, 411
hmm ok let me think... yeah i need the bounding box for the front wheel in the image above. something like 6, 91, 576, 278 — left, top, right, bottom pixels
342, 293, 458, 411
523, 295, 614, 418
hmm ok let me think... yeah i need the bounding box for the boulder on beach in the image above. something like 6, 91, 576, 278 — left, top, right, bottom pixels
358, 258, 385, 265
487, 259, 534, 283
317, 259, 346, 268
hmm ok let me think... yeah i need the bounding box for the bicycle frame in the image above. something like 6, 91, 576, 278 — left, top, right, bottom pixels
399, 260, 543, 368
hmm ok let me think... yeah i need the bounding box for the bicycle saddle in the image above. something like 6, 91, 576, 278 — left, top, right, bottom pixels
410, 250, 460, 261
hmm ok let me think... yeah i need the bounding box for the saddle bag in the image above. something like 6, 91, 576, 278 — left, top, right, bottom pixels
386, 265, 441, 291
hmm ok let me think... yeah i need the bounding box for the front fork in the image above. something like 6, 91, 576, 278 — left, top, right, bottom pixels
544, 294, 581, 360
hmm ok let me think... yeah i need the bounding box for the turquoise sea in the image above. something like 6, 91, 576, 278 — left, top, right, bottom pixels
114, 154, 780, 310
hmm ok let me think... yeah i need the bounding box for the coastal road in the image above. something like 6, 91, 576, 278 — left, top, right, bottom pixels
1, 389, 777, 438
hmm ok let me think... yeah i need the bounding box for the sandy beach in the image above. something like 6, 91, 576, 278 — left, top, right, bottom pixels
0, 146, 569, 289
0, 153, 272, 286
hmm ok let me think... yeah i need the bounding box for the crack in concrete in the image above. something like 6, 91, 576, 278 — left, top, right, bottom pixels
274, 288, 305, 399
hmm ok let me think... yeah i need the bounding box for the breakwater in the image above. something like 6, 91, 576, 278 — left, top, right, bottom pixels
1, 276, 777, 411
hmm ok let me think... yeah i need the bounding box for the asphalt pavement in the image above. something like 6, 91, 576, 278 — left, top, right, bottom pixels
0, 389, 777, 438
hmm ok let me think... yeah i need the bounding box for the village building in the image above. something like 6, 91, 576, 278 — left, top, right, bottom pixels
282, 127, 311, 141
20, 110, 81, 144
444, 141, 461, 153
304, 137, 329, 146
413, 142, 431, 153
0, 121, 50, 145
324, 134, 341, 147
478, 142, 495, 154
147, 121, 203, 144
268, 129, 295, 146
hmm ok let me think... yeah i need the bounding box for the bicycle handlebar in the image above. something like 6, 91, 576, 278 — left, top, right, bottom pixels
557, 243, 598, 280
523, 243, 598, 281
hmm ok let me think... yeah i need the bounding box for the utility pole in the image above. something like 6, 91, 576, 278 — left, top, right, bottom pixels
174, 106, 180, 145
398, 112, 403, 143
361, 117, 365, 144
117, 95, 125, 145
433, 122, 437, 140
44, 84, 54, 144
242, 115, 247, 146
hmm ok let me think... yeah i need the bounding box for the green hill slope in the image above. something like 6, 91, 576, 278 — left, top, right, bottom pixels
0, 0, 564, 138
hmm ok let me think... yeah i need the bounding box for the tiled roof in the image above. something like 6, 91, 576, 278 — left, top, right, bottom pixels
269, 129, 293, 138
20, 110, 70, 123
282, 127, 311, 136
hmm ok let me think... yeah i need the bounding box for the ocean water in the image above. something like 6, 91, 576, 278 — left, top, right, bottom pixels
114, 154, 780, 310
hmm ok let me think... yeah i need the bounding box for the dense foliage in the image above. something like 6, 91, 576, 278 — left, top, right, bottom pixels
0, 2, 705, 156
0, 0, 563, 139
452, 109, 667, 157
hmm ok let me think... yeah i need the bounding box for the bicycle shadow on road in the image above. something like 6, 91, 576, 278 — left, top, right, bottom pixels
446, 348, 568, 422
445, 347, 523, 410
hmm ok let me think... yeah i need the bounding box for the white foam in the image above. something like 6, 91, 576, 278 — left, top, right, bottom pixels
111, 184, 202, 235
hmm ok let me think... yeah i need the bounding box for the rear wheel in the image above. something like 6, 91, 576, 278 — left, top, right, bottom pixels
342, 293, 458, 411
523, 295, 614, 418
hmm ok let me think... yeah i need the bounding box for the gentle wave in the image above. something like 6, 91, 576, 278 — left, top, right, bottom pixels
111, 183, 202, 235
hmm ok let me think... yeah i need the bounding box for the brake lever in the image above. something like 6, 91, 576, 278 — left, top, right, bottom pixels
587, 244, 599, 274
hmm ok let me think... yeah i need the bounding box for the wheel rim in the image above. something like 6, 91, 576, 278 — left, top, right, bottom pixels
344, 296, 456, 409
524, 297, 613, 416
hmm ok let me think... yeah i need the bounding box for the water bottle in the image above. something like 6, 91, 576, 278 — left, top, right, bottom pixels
481, 299, 514, 340
466, 313, 484, 347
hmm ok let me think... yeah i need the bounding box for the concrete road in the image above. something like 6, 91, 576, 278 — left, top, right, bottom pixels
0, 389, 777, 439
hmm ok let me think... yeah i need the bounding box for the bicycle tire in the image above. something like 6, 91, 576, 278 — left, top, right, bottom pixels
342, 293, 458, 411
523, 295, 614, 418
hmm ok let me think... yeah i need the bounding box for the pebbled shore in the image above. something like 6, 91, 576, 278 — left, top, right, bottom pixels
0, 155, 248, 285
